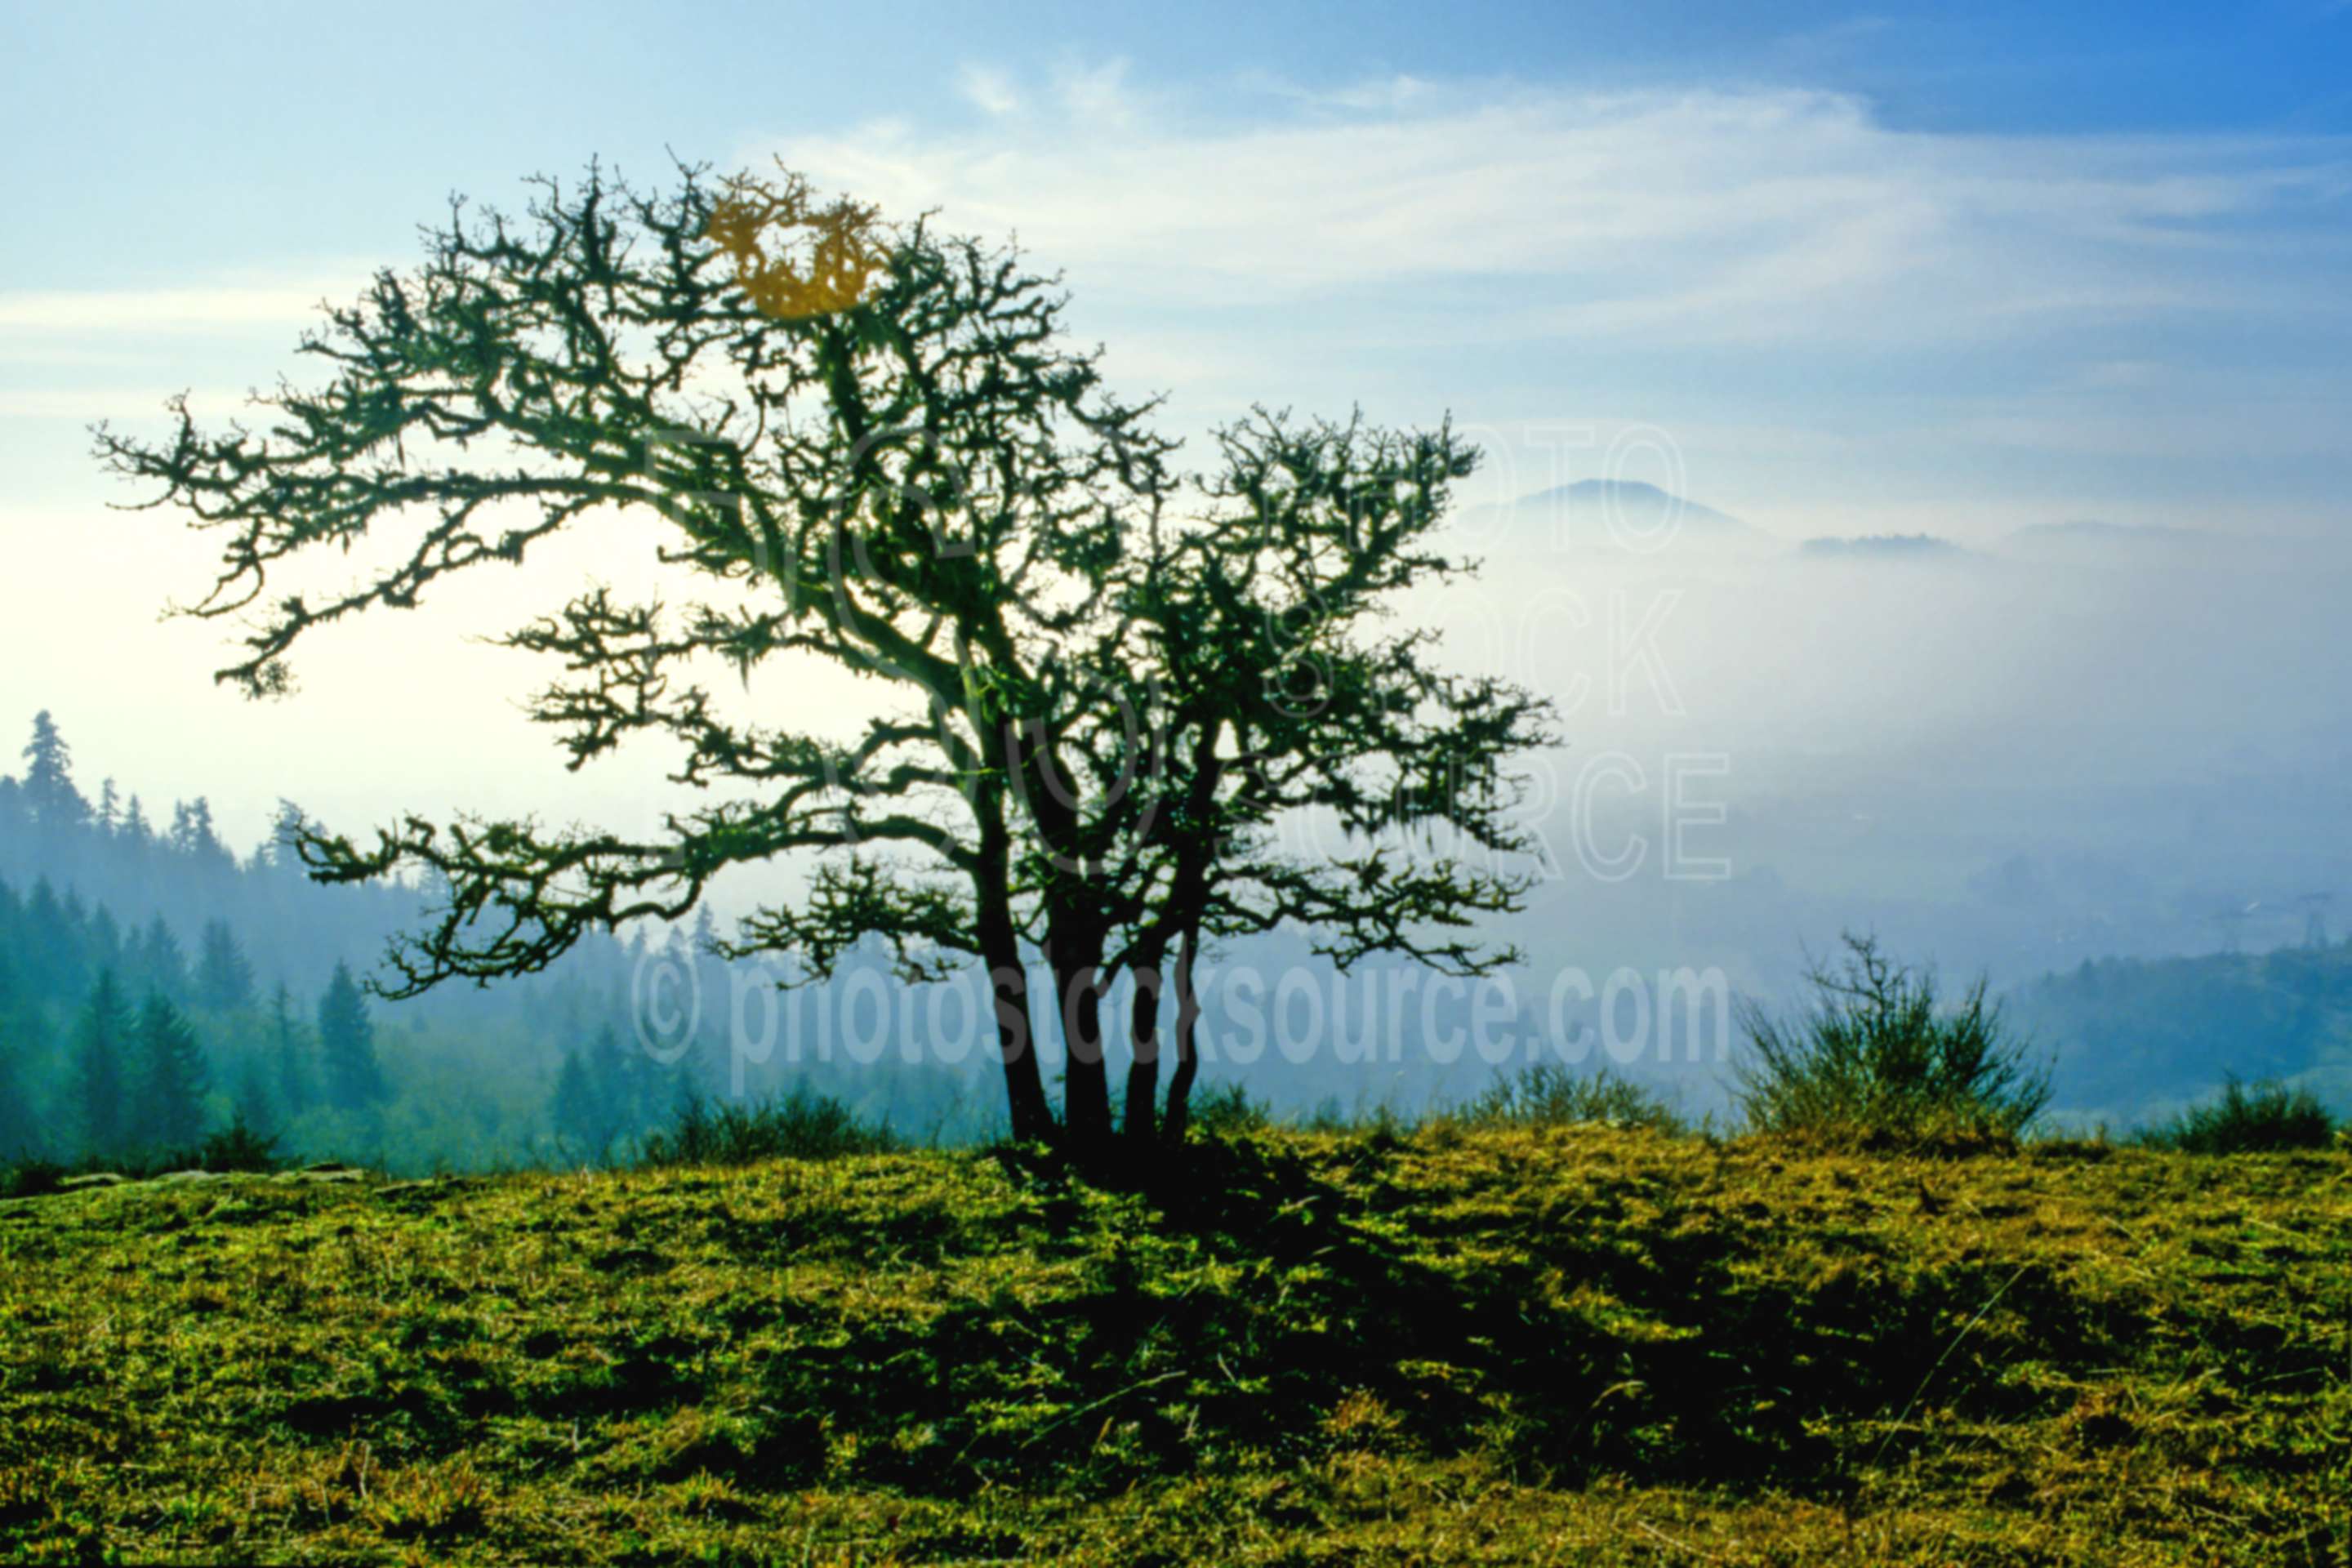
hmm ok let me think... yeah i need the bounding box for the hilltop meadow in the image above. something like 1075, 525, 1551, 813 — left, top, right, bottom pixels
2, 1121, 2345, 1566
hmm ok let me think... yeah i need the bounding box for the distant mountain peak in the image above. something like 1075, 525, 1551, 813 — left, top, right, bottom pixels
1470, 479, 1760, 552
1558, 478, 1669, 499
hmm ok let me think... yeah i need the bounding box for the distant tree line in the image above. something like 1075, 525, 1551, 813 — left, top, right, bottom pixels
2010, 942, 2352, 1114
0, 858, 403, 1163
0, 710, 851, 1173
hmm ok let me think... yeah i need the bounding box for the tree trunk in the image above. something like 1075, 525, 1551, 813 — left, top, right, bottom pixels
975, 812, 1054, 1145
983, 919, 1055, 1145
1160, 927, 1204, 1145
1121, 947, 1165, 1143
1054, 938, 1115, 1156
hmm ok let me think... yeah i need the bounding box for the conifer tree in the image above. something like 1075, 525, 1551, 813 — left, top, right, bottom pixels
170, 799, 236, 875
24, 881, 88, 1009
549, 1049, 602, 1156
0, 957, 39, 1159
73, 970, 134, 1160
232, 1053, 274, 1137
130, 991, 209, 1152
270, 983, 311, 1116
0, 1027, 31, 1160
87, 906, 124, 978
316, 962, 386, 1110
118, 795, 153, 853
20, 710, 89, 832
589, 1022, 643, 1143
265, 800, 307, 877
133, 915, 188, 1003
194, 918, 256, 1012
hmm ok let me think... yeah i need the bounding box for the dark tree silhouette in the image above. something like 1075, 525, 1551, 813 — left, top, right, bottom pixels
1108, 412, 1554, 1143
97, 162, 1554, 1170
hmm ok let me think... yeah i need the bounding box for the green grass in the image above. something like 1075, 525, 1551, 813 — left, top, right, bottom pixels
1, 1125, 2346, 1564
636, 1090, 906, 1169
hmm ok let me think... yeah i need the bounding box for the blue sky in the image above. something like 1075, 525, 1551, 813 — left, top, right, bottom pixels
2, 2, 2350, 855
7, 2, 2350, 285
5, 1, 2349, 537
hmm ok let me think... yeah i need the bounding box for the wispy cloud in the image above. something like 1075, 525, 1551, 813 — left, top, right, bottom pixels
7, 77, 2340, 541
1239, 70, 1434, 114
956, 63, 1022, 117
737, 72, 2352, 530
755, 82, 2352, 351
0, 275, 365, 336
1053, 57, 1136, 128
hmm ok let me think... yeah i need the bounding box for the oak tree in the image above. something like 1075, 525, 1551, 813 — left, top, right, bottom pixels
99, 162, 1553, 1168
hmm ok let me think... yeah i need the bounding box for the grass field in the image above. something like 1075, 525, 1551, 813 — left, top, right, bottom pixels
2, 1126, 2346, 1564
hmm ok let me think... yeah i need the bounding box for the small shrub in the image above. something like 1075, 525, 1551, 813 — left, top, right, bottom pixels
0, 1160, 68, 1200
2139, 1076, 2337, 1153
198, 1116, 283, 1174
638, 1089, 899, 1168
1463, 1063, 1684, 1134
1187, 1080, 1272, 1136
0, 1126, 285, 1197
1735, 933, 2050, 1151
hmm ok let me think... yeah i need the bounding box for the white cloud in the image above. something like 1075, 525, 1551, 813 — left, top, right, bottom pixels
1241, 70, 1434, 114
956, 63, 1022, 117
752, 83, 2351, 351
0, 274, 367, 335
1054, 57, 1135, 128
726, 74, 2352, 534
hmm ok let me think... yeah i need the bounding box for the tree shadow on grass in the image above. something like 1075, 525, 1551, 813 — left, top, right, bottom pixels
730, 1134, 2118, 1500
